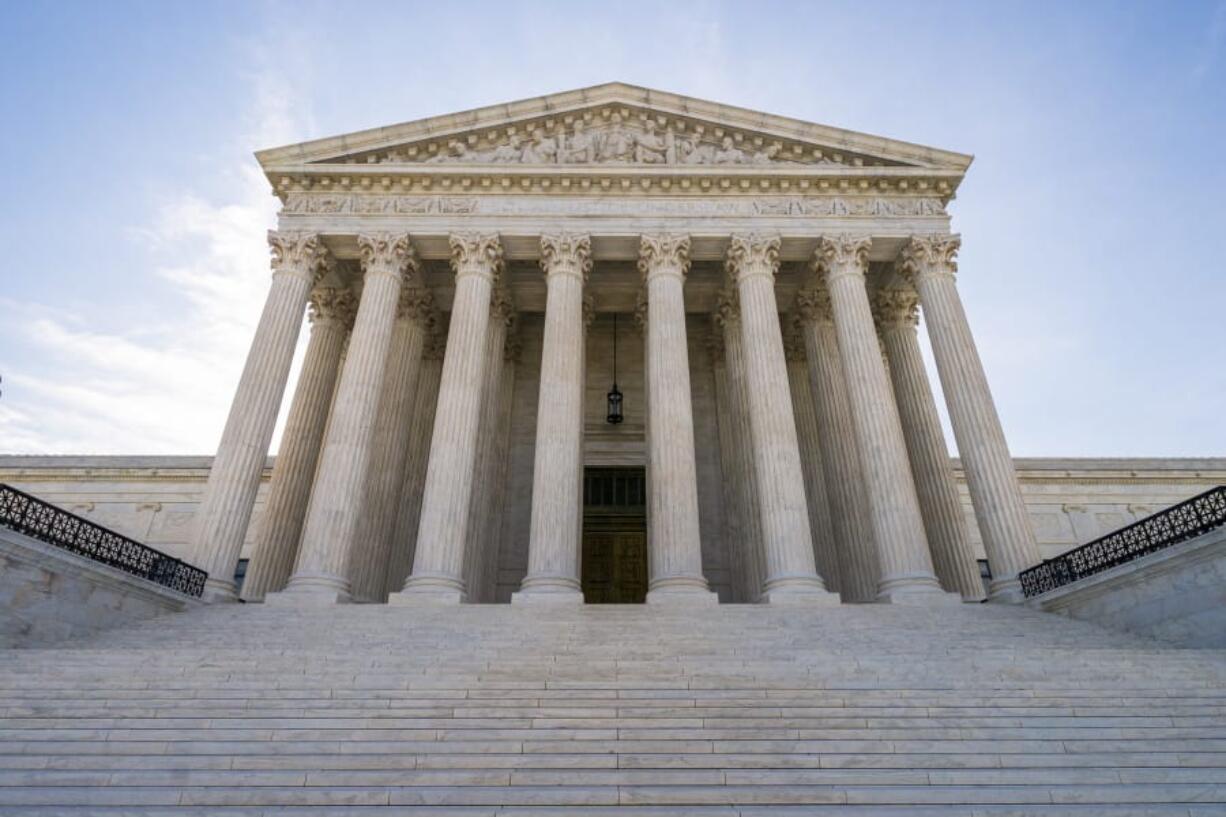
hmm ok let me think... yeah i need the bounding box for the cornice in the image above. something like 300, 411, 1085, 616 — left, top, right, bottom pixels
264, 161, 962, 202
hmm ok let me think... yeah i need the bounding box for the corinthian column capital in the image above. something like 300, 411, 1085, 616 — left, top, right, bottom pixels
872, 287, 920, 333
449, 233, 504, 281
795, 283, 833, 326
725, 233, 781, 282
309, 286, 358, 327
397, 286, 435, 323
813, 234, 872, 283
713, 286, 740, 329
637, 233, 691, 281
540, 233, 592, 281
898, 233, 961, 284
783, 313, 807, 363
357, 233, 418, 284
490, 285, 516, 326
268, 230, 329, 285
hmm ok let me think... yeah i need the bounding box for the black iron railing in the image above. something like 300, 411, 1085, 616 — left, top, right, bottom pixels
0, 483, 207, 597
1019, 485, 1226, 598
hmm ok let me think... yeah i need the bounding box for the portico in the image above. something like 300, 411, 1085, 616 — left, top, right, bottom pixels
191, 83, 1039, 607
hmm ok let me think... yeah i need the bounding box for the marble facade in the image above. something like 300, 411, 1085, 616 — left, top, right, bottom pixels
26, 84, 1186, 607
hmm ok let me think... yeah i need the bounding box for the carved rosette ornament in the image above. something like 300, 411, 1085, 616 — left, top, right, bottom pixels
813, 234, 872, 283
268, 230, 329, 285
308, 286, 358, 328
539, 233, 593, 281
871, 287, 920, 333
725, 233, 782, 282
356, 233, 417, 283
449, 233, 504, 281
794, 284, 834, 326
898, 233, 961, 284
637, 234, 691, 281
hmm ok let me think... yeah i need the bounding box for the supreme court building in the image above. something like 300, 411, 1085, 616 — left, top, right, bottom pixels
189, 83, 1041, 608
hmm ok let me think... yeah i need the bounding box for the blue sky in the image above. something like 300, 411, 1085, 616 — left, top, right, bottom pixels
0, 0, 1223, 456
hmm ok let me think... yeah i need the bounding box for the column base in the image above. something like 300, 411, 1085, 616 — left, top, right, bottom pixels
760, 575, 841, 606
263, 572, 352, 606
760, 587, 842, 606
987, 576, 1025, 604
876, 575, 962, 606
389, 573, 468, 605
512, 577, 585, 606
511, 590, 585, 606
646, 581, 720, 607
201, 577, 239, 604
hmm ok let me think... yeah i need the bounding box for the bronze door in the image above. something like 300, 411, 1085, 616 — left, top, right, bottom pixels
581, 468, 647, 604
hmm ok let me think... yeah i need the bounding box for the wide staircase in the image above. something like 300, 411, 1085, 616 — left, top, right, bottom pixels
1, 603, 1224, 815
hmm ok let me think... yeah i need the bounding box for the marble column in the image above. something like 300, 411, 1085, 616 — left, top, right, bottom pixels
713, 288, 765, 602
638, 234, 717, 605
347, 286, 435, 603
192, 231, 328, 601
784, 315, 842, 594
268, 233, 417, 605
899, 234, 1040, 601
726, 234, 837, 604
795, 284, 879, 602
515, 234, 592, 604
874, 287, 985, 601
480, 334, 519, 602
707, 329, 748, 602
815, 234, 954, 605
382, 331, 445, 597
392, 233, 503, 604
464, 287, 514, 602
241, 285, 355, 601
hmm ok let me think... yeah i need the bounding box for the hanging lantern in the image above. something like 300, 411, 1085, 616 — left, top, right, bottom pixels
607, 313, 624, 425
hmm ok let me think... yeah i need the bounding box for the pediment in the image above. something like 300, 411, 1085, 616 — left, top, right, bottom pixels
256, 83, 972, 175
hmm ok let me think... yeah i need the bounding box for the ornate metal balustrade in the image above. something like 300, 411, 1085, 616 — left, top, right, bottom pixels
0, 484, 207, 598
1019, 485, 1226, 598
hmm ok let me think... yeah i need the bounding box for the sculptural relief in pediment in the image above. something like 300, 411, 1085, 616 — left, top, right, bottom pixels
321, 108, 913, 169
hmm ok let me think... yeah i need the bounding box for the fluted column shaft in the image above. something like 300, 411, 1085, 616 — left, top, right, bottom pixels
638, 234, 716, 604
715, 293, 765, 602
901, 234, 1039, 601
393, 234, 503, 604
241, 287, 353, 601
708, 341, 748, 602
382, 347, 444, 597
481, 343, 518, 602
347, 289, 433, 603
516, 234, 592, 603
192, 231, 326, 600
816, 235, 952, 605
784, 325, 841, 594
271, 234, 416, 604
876, 289, 985, 600
464, 292, 512, 602
795, 290, 879, 602
726, 234, 836, 604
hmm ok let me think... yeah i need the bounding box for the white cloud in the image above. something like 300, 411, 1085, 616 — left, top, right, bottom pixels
0, 58, 312, 455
